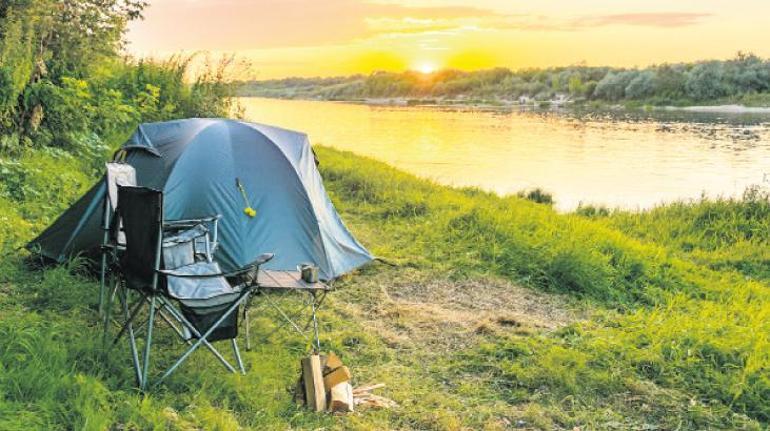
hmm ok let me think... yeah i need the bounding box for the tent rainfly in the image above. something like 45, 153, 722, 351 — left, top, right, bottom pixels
27, 118, 373, 280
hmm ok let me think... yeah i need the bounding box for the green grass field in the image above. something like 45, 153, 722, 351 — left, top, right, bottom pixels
0, 145, 768, 430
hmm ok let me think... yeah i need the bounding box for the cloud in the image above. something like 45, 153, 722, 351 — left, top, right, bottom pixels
576, 13, 712, 28
128, 1, 713, 55
364, 16, 487, 34
363, 11, 713, 38
464, 11, 713, 33
128, 0, 501, 51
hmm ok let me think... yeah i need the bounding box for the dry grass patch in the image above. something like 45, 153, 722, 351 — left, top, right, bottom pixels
333, 269, 584, 352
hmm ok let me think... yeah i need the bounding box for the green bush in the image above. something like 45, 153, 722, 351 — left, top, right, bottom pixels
575, 204, 611, 218
0, 2, 240, 155
516, 188, 554, 205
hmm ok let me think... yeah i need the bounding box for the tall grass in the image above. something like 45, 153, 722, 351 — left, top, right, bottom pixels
603, 187, 770, 282
320, 147, 706, 305
0, 143, 767, 428
315, 147, 770, 427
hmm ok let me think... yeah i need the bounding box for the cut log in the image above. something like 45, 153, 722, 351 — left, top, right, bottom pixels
324, 352, 343, 373
323, 365, 351, 390
329, 382, 354, 413
301, 355, 326, 412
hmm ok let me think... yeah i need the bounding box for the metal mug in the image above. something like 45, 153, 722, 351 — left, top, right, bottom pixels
297, 263, 319, 283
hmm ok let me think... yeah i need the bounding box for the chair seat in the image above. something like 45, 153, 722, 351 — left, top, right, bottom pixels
165, 261, 241, 308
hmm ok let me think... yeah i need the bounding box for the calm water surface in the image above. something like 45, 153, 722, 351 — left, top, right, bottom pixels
241, 97, 770, 211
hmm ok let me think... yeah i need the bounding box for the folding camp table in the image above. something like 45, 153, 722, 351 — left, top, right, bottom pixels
245, 270, 331, 353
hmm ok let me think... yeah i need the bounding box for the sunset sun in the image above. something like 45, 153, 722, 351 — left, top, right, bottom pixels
415, 62, 437, 74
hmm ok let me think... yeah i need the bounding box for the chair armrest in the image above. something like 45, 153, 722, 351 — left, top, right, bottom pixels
247, 252, 274, 267
163, 214, 222, 227
163, 225, 209, 246
157, 253, 274, 279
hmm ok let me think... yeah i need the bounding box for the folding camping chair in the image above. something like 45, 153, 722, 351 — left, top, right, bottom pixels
98, 162, 221, 315
104, 185, 273, 390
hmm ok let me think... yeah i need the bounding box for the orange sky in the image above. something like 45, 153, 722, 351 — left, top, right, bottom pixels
126, 0, 770, 79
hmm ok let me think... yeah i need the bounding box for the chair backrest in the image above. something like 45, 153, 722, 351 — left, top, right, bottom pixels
106, 163, 137, 210
117, 185, 164, 293
104, 163, 137, 246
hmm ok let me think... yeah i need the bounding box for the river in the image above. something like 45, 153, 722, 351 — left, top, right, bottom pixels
240, 97, 770, 211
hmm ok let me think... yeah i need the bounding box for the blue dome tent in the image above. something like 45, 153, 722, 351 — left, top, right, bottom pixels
28, 118, 373, 280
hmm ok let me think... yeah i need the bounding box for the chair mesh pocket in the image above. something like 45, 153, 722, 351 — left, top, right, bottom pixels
180, 302, 238, 342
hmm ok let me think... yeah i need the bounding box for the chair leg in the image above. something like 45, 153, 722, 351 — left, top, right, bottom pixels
156, 297, 237, 373
102, 275, 120, 348
244, 308, 251, 351
157, 309, 190, 344
152, 291, 251, 389
232, 339, 245, 374
110, 294, 146, 348
140, 296, 157, 391
99, 252, 107, 315
121, 286, 143, 387
149, 297, 189, 343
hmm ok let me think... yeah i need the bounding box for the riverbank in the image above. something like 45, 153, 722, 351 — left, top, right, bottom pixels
359, 98, 770, 114
1, 144, 768, 429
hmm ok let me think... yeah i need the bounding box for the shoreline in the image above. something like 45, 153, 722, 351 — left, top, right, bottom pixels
239, 95, 770, 114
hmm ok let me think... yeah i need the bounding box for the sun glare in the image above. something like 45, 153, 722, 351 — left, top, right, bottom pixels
416, 62, 436, 74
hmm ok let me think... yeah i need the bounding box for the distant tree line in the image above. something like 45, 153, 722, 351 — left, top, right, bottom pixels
238, 53, 770, 106
0, 0, 237, 155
